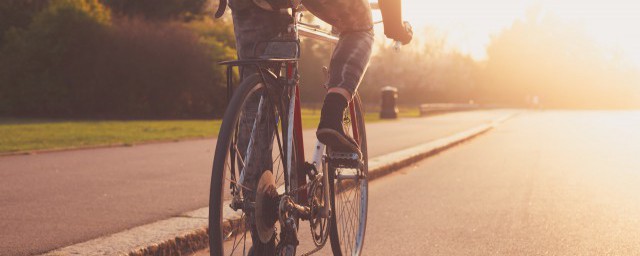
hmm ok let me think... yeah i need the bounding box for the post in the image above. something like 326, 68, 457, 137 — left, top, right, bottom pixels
380, 86, 399, 119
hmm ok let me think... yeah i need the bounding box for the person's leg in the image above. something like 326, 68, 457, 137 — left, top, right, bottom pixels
230, 2, 290, 78
303, 0, 374, 152
303, 0, 374, 97
230, 0, 292, 186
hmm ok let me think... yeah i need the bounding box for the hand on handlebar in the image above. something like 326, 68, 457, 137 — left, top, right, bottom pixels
378, 0, 412, 44
385, 21, 413, 45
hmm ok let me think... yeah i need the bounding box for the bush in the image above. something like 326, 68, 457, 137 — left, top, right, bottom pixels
0, 0, 112, 116
0, 0, 236, 119
96, 18, 232, 118
0, 0, 50, 45
101, 0, 210, 20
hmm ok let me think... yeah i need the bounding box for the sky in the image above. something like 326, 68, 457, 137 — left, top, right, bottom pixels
395, 0, 640, 65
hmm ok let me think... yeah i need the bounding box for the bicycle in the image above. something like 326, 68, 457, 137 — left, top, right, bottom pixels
209, 2, 400, 255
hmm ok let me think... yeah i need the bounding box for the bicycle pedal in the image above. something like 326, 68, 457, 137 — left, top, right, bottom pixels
327, 151, 359, 160
326, 151, 362, 168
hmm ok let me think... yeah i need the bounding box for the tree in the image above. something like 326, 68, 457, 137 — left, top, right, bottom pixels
0, 0, 237, 118
0, 0, 50, 44
479, 9, 640, 108
101, 0, 210, 20
0, 0, 111, 116
362, 28, 478, 106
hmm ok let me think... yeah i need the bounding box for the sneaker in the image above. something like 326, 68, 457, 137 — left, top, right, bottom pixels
316, 93, 362, 156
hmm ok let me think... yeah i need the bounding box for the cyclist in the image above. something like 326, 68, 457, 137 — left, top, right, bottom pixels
224, 0, 412, 253
228, 0, 413, 155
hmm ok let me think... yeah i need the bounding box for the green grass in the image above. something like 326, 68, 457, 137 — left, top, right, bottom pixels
300, 107, 420, 129
0, 119, 223, 153
0, 108, 420, 153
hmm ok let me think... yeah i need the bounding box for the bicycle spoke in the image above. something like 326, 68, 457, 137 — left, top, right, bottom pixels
231, 227, 248, 255
272, 152, 282, 166
338, 185, 352, 252
333, 165, 366, 255
341, 187, 356, 253
350, 187, 360, 252
234, 144, 246, 170
348, 197, 357, 253
229, 213, 248, 254
274, 154, 284, 184
242, 228, 247, 256
225, 177, 254, 192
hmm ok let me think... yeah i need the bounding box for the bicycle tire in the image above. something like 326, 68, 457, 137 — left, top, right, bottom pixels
327, 94, 369, 256
209, 73, 294, 256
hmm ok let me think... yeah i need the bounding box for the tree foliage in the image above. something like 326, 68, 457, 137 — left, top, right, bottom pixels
356, 12, 640, 109
101, 0, 210, 20
0, 0, 112, 116
361, 29, 479, 106
2, 1, 638, 119
0, 0, 50, 44
0, 0, 235, 118
479, 10, 640, 108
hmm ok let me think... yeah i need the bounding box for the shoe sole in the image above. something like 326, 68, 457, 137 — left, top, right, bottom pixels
316, 128, 362, 157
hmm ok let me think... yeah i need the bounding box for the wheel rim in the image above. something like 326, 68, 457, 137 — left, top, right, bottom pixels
333, 170, 367, 255
213, 81, 290, 255
330, 96, 368, 256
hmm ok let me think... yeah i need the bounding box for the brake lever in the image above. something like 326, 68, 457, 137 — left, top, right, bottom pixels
393, 21, 412, 52
393, 41, 402, 52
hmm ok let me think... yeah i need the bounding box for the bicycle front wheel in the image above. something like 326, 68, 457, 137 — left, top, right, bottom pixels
327, 94, 369, 256
209, 73, 292, 256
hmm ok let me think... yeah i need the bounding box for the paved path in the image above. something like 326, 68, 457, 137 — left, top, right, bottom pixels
194, 110, 640, 255
0, 110, 512, 255
361, 111, 640, 255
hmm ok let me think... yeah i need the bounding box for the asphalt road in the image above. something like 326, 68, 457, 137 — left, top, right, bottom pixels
0, 110, 511, 255
361, 111, 640, 255
195, 110, 640, 255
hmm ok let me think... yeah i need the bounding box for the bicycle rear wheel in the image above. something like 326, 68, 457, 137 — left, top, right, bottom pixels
327, 94, 368, 256
209, 73, 292, 256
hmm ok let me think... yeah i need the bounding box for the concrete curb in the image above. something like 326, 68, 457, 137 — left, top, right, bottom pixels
41, 113, 515, 256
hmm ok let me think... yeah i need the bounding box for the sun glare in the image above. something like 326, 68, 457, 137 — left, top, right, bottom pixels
398, 0, 640, 66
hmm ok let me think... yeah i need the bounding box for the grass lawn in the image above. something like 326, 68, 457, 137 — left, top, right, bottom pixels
0, 108, 419, 154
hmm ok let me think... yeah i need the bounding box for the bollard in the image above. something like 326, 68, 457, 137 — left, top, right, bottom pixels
380, 86, 399, 119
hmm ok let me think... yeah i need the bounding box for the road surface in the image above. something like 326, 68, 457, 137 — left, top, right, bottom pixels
194, 110, 640, 255
0, 110, 511, 255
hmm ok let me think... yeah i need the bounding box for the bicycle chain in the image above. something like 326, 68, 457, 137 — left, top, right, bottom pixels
286, 174, 320, 195
282, 169, 328, 256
